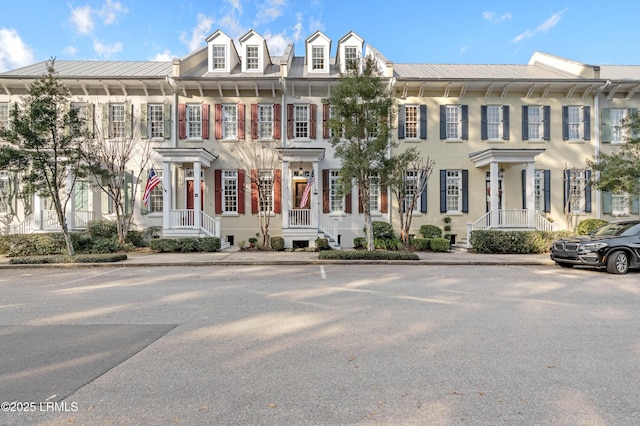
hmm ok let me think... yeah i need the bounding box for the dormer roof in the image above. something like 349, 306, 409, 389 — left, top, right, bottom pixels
305, 30, 331, 73
205, 29, 240, 73
239, 29, 272, 73
336, 31, 364, 73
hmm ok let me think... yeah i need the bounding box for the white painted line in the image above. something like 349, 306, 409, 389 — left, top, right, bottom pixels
46, 394, 56, 401
58, 268, 124, 286
320, 265, 326, 280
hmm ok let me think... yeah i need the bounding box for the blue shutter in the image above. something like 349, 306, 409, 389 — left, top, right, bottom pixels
521, 169, 527, 209
601, 108, 611, 143
481, 105, 488, 140
630, 108, 638, 139
563, 170, 571, 213
632, 196, 640, 214
439, 105, 446, 139
461, 105, 468, 140
462, 170, 469, 213
583, 106, 591, 140
562, 106, 569, 140
439, 170, 447, 213
602, 191, 613, 215
585, 170, 592, 213
522, 106, 529, 140
502, 106, 510, 140
419, 105, 427, 139
420, 184, 427, 213
544, 170, 551, 213
398, 105, 405, 139
543, 106, 551, 140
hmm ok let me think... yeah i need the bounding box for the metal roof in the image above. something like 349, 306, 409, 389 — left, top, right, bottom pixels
599, 66, 640, 81
393, 63, 580, 80
0, 60, 173, 78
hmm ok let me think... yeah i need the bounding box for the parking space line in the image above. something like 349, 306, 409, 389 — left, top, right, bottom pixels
320, 265, 326, 279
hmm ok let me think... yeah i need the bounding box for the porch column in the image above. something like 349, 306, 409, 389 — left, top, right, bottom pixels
162, 161, 172, 231
312, 161, 319, 229
33, 193, 43, 230
526, 162, 536, 228
282, 161, 290, 229
65, 167, 75, 230
490, 162, 500, 228
194, 161, 202, 231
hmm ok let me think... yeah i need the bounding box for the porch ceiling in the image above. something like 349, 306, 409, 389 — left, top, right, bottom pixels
154, 147, 218, 167
276, 147, 325, 162
468, 148, 545, 167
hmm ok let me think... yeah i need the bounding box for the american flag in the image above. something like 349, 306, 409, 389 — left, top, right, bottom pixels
143, 167, 161, 207
300, 171, 314, 208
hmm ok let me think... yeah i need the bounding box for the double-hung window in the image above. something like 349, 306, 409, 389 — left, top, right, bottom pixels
295, 105, 309, 138
611, 108, 626, 143
148, 169, 163, 213
567, 106, 581, 140
312, 46, 325, 70
405, 106, 418, 139
258, 105, 273, 140
222, 105, 237, 139
110, 104, 125, 139
259, 170, 274, 213
446, 170, 462, 213
0, 172, 10, 213
212, 45, 226, 70
329, 170, 343, 212
223, 170, 238, 213
345, 46, 357, 70
370, 176, 380, 212
528, 106, 543, 140
534, 170, 543, 213
148, 104, 164, 139
405, 170, 419, 211
0, 102, 8, 130
486, 106, 501, 140
612, 192, 629, 216
567, 169, 587, 213
246, 45, 259, 70
187, 105, 202, 139
446, 106, 461, 139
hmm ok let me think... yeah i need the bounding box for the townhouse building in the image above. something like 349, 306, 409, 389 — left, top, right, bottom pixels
1, 29, 639, 248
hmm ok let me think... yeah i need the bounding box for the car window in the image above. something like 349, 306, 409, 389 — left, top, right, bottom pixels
620, 223, 640, 236
592, 222, 640, 237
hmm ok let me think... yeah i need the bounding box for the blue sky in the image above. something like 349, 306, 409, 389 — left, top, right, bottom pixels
1, 0, 639, 72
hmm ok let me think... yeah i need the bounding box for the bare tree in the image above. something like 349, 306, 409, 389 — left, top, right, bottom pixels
230, 138, 280, 248
88, 101, 152, 243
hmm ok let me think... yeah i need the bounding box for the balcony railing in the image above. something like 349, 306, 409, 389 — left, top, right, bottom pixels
288, 209, 311, 227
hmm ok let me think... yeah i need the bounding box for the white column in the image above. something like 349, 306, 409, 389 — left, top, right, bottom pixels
281, 161, 290, 229
194, 161, 202, 231
526, 162, 536, 228
490, 162, 499, 228
66, 168, 75, 230
312, 161, 319, 229
33, 193, 43, 230
163, 161, 171, 230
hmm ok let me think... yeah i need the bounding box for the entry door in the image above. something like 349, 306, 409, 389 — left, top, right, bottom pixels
186, 180, 205, 210
485, 179, 503, 212
294, 181, 310, 209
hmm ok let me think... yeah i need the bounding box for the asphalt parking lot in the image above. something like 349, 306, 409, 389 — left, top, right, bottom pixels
1, 264, 639, 425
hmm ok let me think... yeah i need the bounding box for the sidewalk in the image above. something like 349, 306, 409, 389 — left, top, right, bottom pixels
0, 246, 556, 268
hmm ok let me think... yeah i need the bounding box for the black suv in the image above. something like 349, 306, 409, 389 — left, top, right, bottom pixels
550, 220, 640, 274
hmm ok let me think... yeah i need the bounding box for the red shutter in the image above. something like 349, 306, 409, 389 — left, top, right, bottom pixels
178, 104, 186, 139
274, 169, 281, 213
380, 184, 388, 213
238, 104, 245, 139
273, 104, 281, 139
238, 169, 245, 214
202, 103, 210, 139
214, 104, 222, 139
214, 169, 222, 214
251, 104, 258, 139
323, 169, 330, 213
251, 169, 259, 214
345, 190, 352, 213
323, 103, 330, 139
287, 104, 293, 139
273, 104, 282, 139
310, 104, 317, 139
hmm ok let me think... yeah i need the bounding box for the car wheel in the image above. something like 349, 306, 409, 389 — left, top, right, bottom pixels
557, 262, 574, 268
606, 250, 629, 274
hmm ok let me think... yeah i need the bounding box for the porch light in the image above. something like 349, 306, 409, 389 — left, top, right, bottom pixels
499, 167, 505, 178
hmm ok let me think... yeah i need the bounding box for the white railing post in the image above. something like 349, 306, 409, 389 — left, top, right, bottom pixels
466, 222, 473, 248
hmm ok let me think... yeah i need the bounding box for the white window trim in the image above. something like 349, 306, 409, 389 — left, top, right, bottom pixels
405, 105, 419, 140
148, 103, 164, 140
222, 104, 238, 140
446, 170, 462, 213
446, 105, 462, 141
222, 170, 238, 214
528, 105, 544, 141
309, 45, 328, 73
244, 45, 261, 72
186, 104, 202, 140
294, 104, 310, 140
210, 44, 228, 72
486, 105, 503, 141
611, 193, 630, 216
329, 170, 343, 213
611, 108, 627, 144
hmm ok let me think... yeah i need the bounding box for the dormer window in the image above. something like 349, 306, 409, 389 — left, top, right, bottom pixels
345, 46, 357, 70
212, 45, 226, 70
246, 45, 259, 70
312, 46, 325, 70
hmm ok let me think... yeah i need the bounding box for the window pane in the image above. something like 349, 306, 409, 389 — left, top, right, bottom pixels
312, 46, 324, 70
487, 106, 500, 139
528, 107, 541, 140
149, 104, 164, 138
259, 170, 273, 212
223, 170, 237, 213
330, 170, 342, 212
213, 45, 226, 69
110, 104, 125, 138
446, 170, 461, 212
246, 45, 259, 70
187, 105, 201, 138
223, 105, 237, 139
405, 106, 417, 139
295, 105, 308, 138
258, 105, 273, 139
446, 106, 459, 139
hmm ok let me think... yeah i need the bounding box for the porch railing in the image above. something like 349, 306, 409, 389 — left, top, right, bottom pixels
200, 211, 221, 237
43, 210, 93, 230
169, 209, 195, 228
467, 209, 559, 247
9, 213, 35, 234
319, 213, 338, 243
288, 209, 311, 227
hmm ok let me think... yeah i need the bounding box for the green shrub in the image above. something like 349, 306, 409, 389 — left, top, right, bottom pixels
353, 237, 366, 249
199, 237, 222, 252
577, 219, 608, 235
319, 250, 419, 260
126, 230, 145, 247
420, 225, 443, 239
315, 237, 331, 251
411, 238, 431, 251
470, 230, 573, 254
369, 221, 396, 240
430, 238, 451, 252
0, 233, 68, 257
149, 237, 221, 253
9, 253, 127, 264
149, 238, 179, 252
86, 219, 119, 239
270, 236, 285, 251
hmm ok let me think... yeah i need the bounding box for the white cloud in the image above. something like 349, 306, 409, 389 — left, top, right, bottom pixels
180, 13, 214, 52
460, 45, 468, 53
255, 0, 287, 25
97, 0, 129, 25
63, 45, 79, 57
292, 14, 303, 41
263, 31, 290, 56
150, 50, 174, 61
483, 11, 512, 23
93, 40, 123, 59
0, 28, 35, 72
70, 5, 94, 35
513, 8, 568, 43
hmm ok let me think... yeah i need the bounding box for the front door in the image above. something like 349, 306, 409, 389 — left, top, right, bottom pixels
485, 177, 503, 212
186, 180, 205, 210
294, 181, 310, 209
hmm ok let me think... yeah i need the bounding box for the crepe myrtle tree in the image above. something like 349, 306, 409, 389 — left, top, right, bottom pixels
324, 56, 396, 251
0, 58, 95, 255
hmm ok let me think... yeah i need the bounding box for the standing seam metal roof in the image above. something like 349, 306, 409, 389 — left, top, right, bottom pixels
0, 60, 173, 78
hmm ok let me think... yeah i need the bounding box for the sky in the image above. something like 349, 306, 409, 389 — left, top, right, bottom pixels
2, 0, 640, 72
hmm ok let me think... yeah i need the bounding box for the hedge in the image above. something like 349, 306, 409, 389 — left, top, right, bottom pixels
576, 219, 607, 235
319, 250, 419, 260
9, 253, 128, 264
420, 225, 443, 239
149, 237, 221, 253
429, 238, 451, 252
470, 230, 572, 254
270, 236, 285, 251
411, 238, 431, 251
